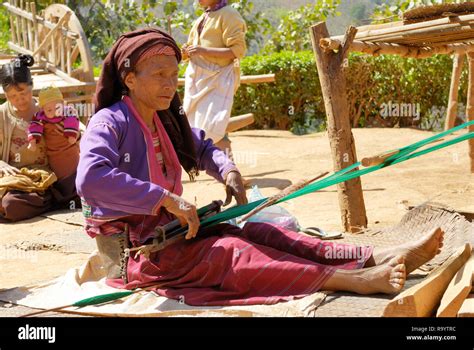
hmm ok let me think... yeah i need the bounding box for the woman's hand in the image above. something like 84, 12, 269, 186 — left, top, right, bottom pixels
0, 160, 20, 177
181, 44, 190, 60
162, 192, 200, 240
224, 171, 248, 206
27, 140, 37, 151
185, 45, 209, 58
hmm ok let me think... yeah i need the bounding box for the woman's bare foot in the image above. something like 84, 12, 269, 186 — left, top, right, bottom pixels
372, 227, 444, 274
322, 256, 406, 295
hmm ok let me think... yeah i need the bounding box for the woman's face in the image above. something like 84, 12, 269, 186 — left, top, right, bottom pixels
125, 55, 179, 111
198, 0, 219, 8
4, 83, 33, 112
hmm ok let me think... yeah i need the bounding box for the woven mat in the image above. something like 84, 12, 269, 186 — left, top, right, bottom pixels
403, 3, 474, 23
313, 202, 474, 317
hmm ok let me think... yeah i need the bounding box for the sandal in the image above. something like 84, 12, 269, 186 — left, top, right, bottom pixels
301, 227, 343, 240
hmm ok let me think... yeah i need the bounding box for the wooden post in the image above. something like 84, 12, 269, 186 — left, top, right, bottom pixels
310, 22, 368, 232
445, 54, 465, 130
466, 52, 474, 173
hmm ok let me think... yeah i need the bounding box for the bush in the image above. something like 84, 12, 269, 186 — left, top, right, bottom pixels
0, 6, 11, 53
234, 51, 325, 134
232, 51, 463, 133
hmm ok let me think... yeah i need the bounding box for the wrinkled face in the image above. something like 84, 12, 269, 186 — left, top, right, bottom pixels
4, 83, 33, 112
124, 55, 179, 111
198, 0, 219, 8
42, 99, 62, 118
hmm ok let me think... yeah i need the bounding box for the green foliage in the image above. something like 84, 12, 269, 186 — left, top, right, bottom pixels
263, 0, 341, 53
346, 53, 460, 129
231, 0, 272, 53
232, 51, 462, 133
234, 51, 325, 133
0, 5, 10, 53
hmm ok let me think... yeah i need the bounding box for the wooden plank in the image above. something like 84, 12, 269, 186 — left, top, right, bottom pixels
383, 243, 472, 317
177, 74, 275, 87
458, 292, 474, 317
437, 254, 474, 317
226, 113, 255, 133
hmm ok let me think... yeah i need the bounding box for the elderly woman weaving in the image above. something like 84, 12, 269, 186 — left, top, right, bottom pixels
76, 29, 444, 306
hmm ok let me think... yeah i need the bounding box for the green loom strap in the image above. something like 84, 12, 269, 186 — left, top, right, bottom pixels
200, 127, 473, 227
277, 131, 474, 203
380, 120, 474, 166
72, 291, 134, 308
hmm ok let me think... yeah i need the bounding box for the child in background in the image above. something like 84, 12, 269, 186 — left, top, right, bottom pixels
27, 87, 80, 180
182, 0, 247, 158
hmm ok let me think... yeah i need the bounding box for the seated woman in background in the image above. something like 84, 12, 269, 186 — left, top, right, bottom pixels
0, 54, 79, 222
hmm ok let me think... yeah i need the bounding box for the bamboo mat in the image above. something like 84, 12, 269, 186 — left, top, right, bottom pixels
313, 203, 474, 317
403, 3, 474, 24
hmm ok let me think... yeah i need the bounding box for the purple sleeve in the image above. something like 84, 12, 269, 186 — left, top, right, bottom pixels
192, 127, 240, 183
63, 114, 80, 139
76, 120, 168, 215
27, 116, 43, 142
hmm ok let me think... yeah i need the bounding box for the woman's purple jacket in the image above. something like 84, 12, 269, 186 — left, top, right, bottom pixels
76, 99, 238, 222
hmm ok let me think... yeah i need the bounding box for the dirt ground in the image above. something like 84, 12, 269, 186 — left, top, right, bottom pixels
1, 127, 473, 290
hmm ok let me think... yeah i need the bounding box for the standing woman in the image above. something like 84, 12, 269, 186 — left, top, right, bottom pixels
0, 54, 78, 222
182, 0, 246, 156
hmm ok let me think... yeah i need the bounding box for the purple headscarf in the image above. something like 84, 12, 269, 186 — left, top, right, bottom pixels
209, 0, 228, 11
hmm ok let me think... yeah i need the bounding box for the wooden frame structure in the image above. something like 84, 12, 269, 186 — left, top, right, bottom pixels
310, 10, 474, 232
0, 1, 96, 105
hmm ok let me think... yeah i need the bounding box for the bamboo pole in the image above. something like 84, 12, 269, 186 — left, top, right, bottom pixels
331, 14, 474, 43
8, 3, 17, 46
60, 33, 65, 71
466, 52, 474, 173
14, 0, 21, 50
363, 24, 474, 46
320, 38, 474, 58
310, 22, 368, 233
445, 54, 465, 131
25, 2, 31, 51
32, 12, 71, 60
226, 113, 255, 133
66, 36, 72, 75
30, 2, 39, 54
20, 0, 27, 50
177, 74, 275, 87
